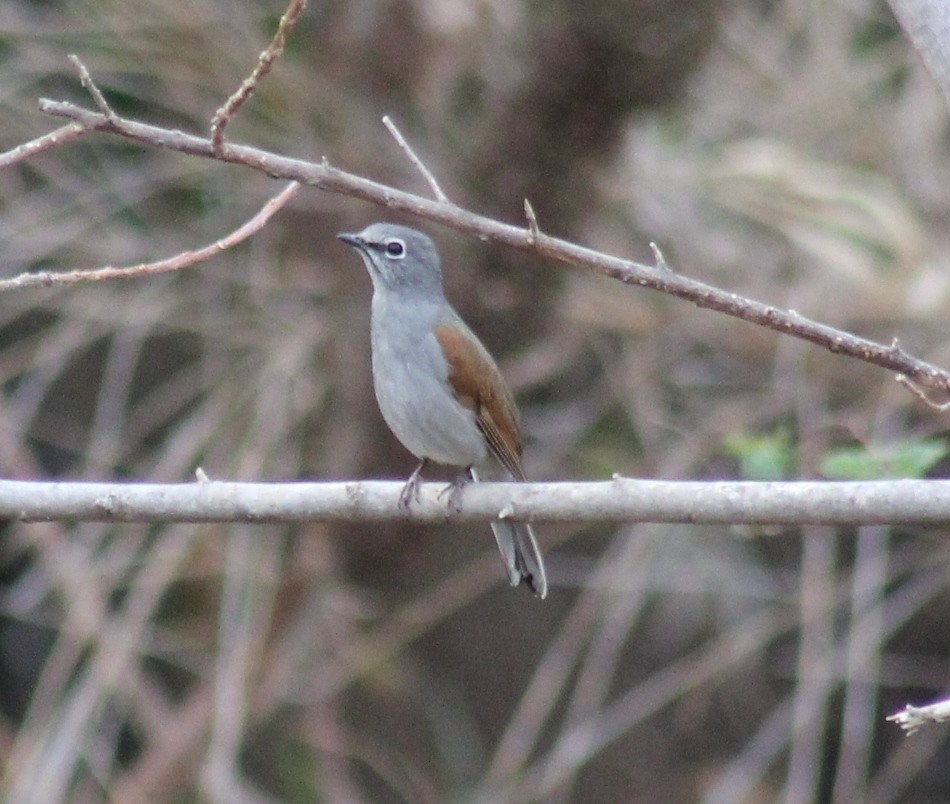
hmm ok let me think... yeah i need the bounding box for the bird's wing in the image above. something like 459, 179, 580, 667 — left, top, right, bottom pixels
434, 321, 526, 480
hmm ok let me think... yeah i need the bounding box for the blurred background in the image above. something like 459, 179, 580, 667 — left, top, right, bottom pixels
1, 0, 950, 801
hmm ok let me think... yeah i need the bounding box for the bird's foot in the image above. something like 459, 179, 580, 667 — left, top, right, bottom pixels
399, 458, 429, 509
439, 468, 473, 513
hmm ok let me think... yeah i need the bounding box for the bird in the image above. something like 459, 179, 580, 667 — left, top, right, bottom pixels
339, 222, 547, 598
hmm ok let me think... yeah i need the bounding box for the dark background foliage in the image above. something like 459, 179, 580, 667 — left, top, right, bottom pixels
1, 0, 949, 801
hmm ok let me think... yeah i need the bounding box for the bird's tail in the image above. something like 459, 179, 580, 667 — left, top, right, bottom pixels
469, 467, 547, 598
489, 520, 547, 599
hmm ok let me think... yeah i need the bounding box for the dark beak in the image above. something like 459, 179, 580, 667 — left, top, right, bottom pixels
337, 233, 364, 249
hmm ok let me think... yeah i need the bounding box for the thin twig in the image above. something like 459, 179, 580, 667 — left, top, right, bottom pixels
34, 98, 950, 394
68, 54, 115, 119
210, 0, 308, 154
650, 242, 671, 273
0, 123, 86, 168
524, 199, 540, 244
895, 374, 950, 410
382, 115, 449, 202
0, 182, 300, 292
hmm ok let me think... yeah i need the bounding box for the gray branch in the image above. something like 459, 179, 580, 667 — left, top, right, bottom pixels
35, 97, 950, 394
888, 697, 950, 734
4, 478, 950, 525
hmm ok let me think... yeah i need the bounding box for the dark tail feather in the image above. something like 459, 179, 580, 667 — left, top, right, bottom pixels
469, 467, 547, 598
489, 520, 547, 599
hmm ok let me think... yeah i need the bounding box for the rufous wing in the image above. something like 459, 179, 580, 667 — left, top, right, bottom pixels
435, 322, 526, 480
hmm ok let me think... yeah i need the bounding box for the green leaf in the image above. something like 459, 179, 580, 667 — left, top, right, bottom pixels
724, 429, 793, 481
820, 438, 948, 480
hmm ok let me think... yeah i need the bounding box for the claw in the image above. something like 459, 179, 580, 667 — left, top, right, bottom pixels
439, 467, 473, 513
399, 458, 429, 509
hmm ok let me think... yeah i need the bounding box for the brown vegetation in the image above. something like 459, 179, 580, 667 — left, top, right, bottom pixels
1, 0, 949, 801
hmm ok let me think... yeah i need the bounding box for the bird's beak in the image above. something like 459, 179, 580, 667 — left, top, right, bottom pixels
337, 232, 365, 249
339, 232, 380, 278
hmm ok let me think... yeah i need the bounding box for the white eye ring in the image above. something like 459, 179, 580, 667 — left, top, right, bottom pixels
384, 238, 406, 259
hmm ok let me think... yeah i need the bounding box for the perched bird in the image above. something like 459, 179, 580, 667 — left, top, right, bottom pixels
339, 223, 547, 598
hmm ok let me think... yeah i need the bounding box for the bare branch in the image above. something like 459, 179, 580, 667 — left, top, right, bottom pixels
650, 241, 671, 273
68, 54, 116, 119
34, 98, 950, 394
0, 182, 299, 292
4, 478, 950, 525
896, 374, 950, 410
382, 115, 449, 202
0, 123, 86, 168
210, 0, 308, 154
887, 698, 950, 735
524, 199, 540, 243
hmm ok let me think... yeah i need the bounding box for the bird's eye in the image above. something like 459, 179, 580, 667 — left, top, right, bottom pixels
384, 238, 406, 259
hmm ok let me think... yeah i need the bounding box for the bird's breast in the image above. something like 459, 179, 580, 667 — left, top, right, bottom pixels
369, 301, 487, 468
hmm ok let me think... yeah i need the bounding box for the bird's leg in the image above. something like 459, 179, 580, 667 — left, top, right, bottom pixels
399, 458, 429, 509
439, 466, 474, 513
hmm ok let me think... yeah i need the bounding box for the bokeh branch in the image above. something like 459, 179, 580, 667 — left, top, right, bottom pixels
4, 478, 950, 525
887, 0, 950, 108
3, 3, 949, 801
35, 94, 950, 395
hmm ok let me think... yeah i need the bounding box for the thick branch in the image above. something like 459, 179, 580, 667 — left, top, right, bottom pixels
35, 98, 950, 394
4, 478, 950, 525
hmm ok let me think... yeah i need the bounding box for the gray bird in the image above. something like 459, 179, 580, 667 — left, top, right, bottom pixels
339, 223, 547, 598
